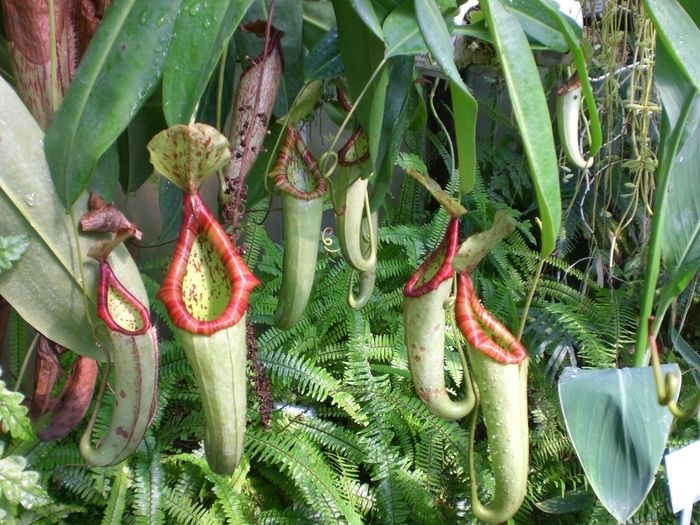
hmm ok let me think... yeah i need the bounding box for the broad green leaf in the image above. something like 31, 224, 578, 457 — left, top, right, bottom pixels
643, 0, 700, 93
0, 371, 33, 441
162, 0, 254, 125
0, 235, 29, 273
45, 0, 183, 208
349, 0, 385, 41
384, 2, 426, 58
118, 104, 167, 193
332, 0, 386, 140
659, 106, 700, 311
302, 0, 336, 48
653, 20, 700, 314
369, 55, 413, 210
508, 0, 576, 53
0, 444, 51, 510
414, 0, 478, 195
158, 179, 183, 242
0, 76, 148, 361
480, 0, 560, 256
559, 366, 678, 522
304, 27, 344, 81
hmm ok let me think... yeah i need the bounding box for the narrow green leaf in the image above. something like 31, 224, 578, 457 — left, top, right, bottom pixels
45, 0, 183, 208
531, 0, 601, 156
384, 2, 425, 58
480, 0, 560, 256
119, 105, 167, 193
0, 76, 148, 361
101, 464, 130, 525
162, 0, 254, 125
349, 0, 385, 41
643, 0, 700, 92
332, 0, 386, 138
659, 104, 700, 311
559, 366, 678, 522
304, 27, 344, 81
414, 0, 478, 195
508, 0, 577, 53
0, 235, 29, 273
302, 0, 336, 47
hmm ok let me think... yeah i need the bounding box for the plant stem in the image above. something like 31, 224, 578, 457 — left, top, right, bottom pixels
14, 333, 40, 390
633, 96, 696, 366
517, 256, 544, 341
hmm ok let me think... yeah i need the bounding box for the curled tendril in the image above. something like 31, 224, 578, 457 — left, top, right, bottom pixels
321, 227, 341, 253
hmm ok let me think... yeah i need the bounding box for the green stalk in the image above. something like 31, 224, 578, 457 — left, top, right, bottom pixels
633, 97, 696, 366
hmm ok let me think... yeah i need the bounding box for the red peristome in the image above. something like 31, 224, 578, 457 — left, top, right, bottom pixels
157, 192, 260, 335
455, 272, 527, 364
336, 87, 353, 113
338, 127, 370, 167
270, 126, 327, 200
97, 261, 151, 336
404, 218, 460, 298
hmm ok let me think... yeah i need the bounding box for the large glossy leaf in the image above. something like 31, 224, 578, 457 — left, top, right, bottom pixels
384, 2, 425, 57
332, 0, 386, 140
44, 0, 183, 209
653, 12, 700, 315
349, 0, 384, 41
304, 27, 344, 81
480, 0, 560, 256
162, 0, 254, 125
301, 0, 336, 48
643, 0, 700, 92
0, 76, 148, 361
414, 0, 478, 195
559, 366, 678, 522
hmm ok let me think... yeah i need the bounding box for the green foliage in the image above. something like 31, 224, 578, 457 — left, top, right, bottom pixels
0, 235, 29, 273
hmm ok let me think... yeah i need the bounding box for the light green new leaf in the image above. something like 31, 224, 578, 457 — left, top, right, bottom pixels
45, 0, 183, 208
163, 0, 254, 125
0, 371, 33, 441
480, 0, 560, 256
414, 0, 478, 194
0, 77, 148, 361
0, 444, 52, 511
559, 366, 678, 522
0, 236, 29, 273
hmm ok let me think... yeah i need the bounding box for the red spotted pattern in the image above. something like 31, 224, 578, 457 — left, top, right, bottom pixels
97, 261, 151, 336
404, 218, 460, 298
455, 272, 527, 364
157, 192, 260, 335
